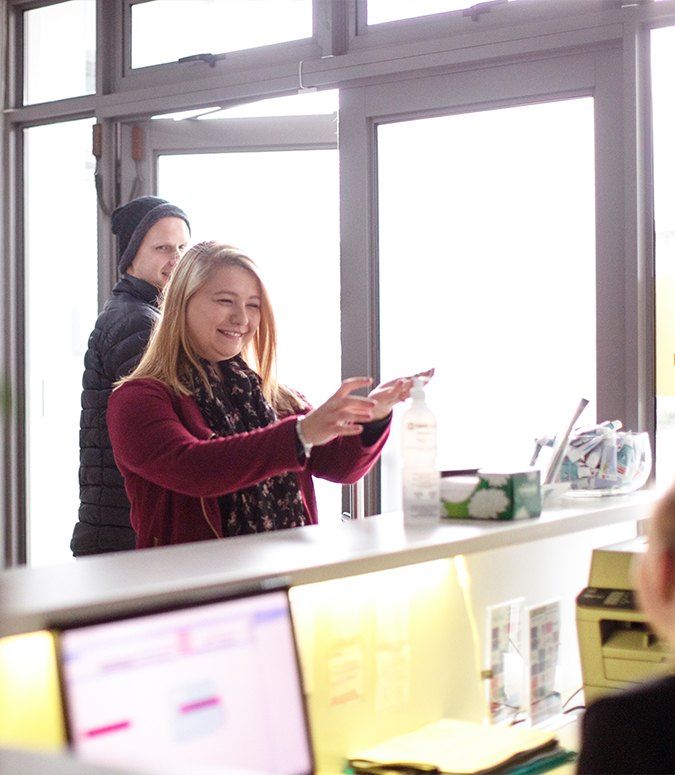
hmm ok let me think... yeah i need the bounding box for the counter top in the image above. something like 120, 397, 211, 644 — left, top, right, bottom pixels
0, 748, 134, 775
0, 488, 659, 637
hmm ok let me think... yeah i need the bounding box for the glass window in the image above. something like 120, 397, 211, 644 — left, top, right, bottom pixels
23, 0, 95, 105
157, 147, 342, 522
365, 0, 632, 25
158, 89, 338, 121
201, 90, 339, 119
25, 118, 98, 567
131, 0, 313, 70
367, 0, 479, 24
652, 25, 675, 485
377, 98, 596, 511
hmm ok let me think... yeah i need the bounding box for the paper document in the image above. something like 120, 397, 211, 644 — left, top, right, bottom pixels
349, 718, 559, 775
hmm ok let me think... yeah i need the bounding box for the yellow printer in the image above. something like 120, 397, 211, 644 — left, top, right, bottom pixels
576, 537, 674, 704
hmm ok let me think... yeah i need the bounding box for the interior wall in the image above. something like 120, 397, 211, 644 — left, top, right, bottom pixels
290, 519, 637, 772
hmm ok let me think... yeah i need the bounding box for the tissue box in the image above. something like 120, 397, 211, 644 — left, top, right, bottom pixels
441, 469, 541, 520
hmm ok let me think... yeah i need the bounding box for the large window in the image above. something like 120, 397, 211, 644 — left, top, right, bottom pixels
337, 44, 625, 514
24, 119, 98, 567
139, 90, 342, 522
157, 147, 341, 521
377, 99, 596, 510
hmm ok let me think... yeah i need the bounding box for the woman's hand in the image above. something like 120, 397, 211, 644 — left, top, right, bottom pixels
298, 369, 433, 447
367, 376, 414, 420
368, 368, 433, 419
298, 377, 376, 447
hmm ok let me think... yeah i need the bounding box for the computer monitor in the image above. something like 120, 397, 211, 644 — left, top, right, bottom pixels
56, 586, 314, 775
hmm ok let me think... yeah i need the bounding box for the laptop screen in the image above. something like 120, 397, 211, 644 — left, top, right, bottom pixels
57, 587, 314, 775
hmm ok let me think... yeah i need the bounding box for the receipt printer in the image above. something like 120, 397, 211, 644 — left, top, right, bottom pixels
576, 537, 674, 704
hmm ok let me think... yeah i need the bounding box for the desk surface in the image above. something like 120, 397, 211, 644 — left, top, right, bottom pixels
0, 747, 133, 775
0, 488, 658, 637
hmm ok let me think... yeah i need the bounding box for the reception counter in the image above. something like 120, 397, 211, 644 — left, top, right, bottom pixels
0, 488, 660, 773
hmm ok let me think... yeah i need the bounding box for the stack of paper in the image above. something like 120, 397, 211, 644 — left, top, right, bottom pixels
348, 718, 575, 775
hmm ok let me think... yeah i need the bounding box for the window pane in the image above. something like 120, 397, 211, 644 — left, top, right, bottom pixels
201, 90, 339, 119
157, 148, 342, 521
131, 0, 312, 69
377, 99, 596, 512
25, 119, 98, 566
366, 0, 594, 25
156, 89, 338, 120
652, 26, 675, 485
23, 0, 95, 105
367, 0, 476, 24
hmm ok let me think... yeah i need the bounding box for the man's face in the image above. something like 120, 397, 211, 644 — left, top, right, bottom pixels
125, 217, 190, 289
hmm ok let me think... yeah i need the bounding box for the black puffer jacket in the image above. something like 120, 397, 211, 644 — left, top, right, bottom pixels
70, 275, 161, 556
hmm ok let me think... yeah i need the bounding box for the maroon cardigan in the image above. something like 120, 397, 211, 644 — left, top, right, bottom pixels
107, 379, 390, 548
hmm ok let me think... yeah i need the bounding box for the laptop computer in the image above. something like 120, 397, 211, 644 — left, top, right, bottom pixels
55, 585, 314, 775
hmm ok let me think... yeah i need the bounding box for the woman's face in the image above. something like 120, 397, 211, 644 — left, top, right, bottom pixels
186, 264, 262, 365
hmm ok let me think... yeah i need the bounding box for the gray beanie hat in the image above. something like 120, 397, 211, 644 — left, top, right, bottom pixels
112, 195, 191, 274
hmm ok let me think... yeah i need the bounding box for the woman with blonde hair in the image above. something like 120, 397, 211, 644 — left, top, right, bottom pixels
108, 240, 412, 548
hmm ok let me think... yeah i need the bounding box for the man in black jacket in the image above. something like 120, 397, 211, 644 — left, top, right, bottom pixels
576, 484, 675, 774
70, 196, 191, 556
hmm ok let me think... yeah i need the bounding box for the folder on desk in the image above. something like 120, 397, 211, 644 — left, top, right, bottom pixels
348, 717, 574, 775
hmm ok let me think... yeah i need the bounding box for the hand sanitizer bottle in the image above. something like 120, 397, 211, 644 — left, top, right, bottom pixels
402, 377, 440, 522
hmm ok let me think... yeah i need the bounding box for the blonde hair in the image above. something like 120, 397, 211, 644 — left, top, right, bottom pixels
118, 240, 305, 415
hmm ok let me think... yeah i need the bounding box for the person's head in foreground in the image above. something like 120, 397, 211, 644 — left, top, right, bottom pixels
635, 484, 675, 644
576, 484, 675, 775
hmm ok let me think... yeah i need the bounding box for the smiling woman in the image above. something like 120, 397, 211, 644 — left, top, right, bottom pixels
107, 241, 413, 549
185, 259, 262, 366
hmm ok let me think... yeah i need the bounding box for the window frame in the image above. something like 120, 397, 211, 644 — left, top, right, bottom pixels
3, 0, 675, 564
352, 0, 650, 47
338, 41, 653, 514
113, 0, 330, 95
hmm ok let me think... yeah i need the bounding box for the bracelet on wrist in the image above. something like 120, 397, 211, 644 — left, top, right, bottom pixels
296, 417, 314, 460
